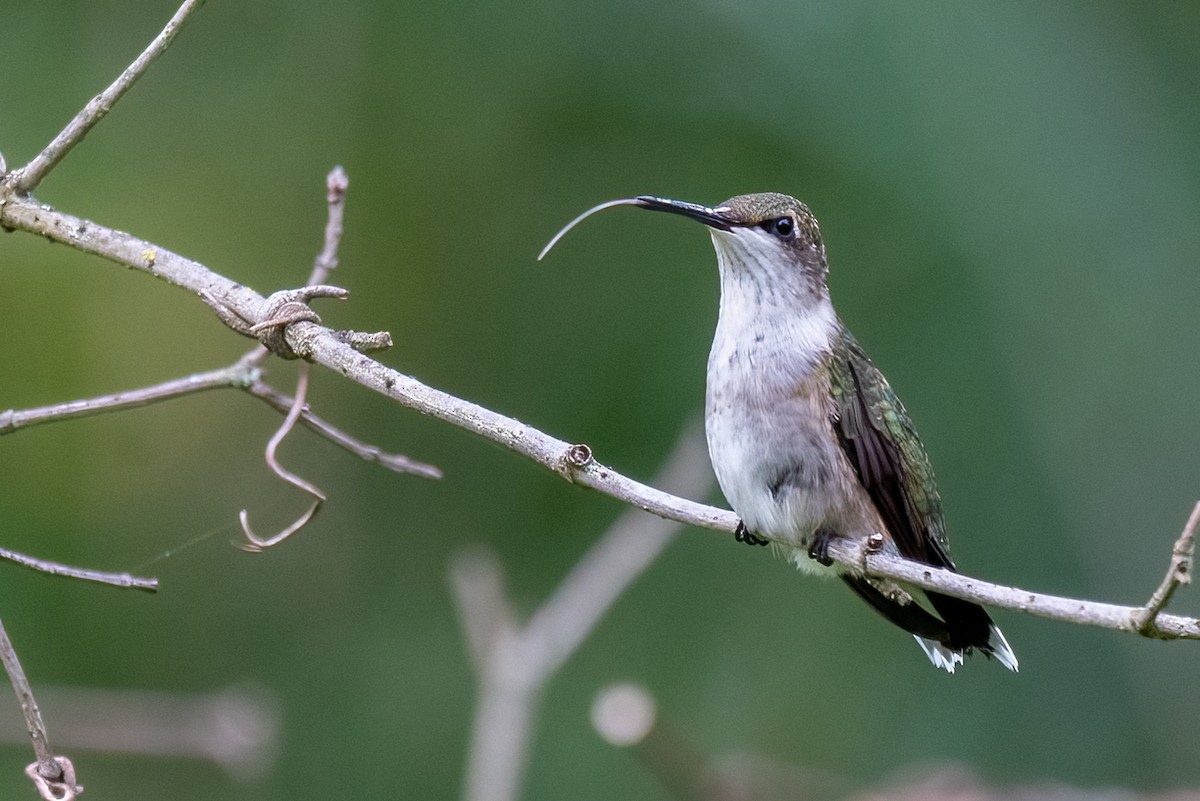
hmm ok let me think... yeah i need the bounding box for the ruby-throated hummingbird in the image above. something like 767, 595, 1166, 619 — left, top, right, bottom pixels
541, 192, 1017, 673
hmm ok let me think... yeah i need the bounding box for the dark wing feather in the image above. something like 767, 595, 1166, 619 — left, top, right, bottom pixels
829, 326, 993, 651
829, 328, 951, 567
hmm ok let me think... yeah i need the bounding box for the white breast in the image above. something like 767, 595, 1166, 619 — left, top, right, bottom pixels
704, 295, 845, 550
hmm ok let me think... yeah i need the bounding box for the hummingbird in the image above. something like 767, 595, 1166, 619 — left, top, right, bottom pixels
541, 192, 1017, 673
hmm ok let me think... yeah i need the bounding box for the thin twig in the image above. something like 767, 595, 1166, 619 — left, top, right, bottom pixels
450, 550, 519, 675
0, 619, 65, 790
0, 362, 257, 434
0, 620, 56, 774
1133, 500, 1199, 633
308, 165, 349, 286
239, 363, 326, 551
8, 0, 205, 194
0, 546, 158, 592
234, 164, 350, 371
1, 358, 439, 477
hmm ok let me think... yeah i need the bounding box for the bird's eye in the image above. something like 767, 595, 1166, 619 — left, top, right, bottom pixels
762, 216, 795, 239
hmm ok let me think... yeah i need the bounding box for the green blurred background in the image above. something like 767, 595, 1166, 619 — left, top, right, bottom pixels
3, 0, 1200, 798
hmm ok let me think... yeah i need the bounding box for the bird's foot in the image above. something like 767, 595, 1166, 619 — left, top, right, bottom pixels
807, 528, 837, 566
734, 521, 769, 547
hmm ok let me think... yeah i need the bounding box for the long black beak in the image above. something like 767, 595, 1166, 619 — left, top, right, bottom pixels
538, 195, 732, 261
633, 196, 733, 231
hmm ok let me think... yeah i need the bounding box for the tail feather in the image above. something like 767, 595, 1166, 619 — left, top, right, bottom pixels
913, 637, 965, 673
841, 575, 950, 642
985, 624, 1019, 672
842, 576, 1018, 673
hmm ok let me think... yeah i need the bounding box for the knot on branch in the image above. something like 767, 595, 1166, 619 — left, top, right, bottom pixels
26, 756, 80, 801
564, 443, 594, 469
249, 285, 349, 359
562, 443, 595, 483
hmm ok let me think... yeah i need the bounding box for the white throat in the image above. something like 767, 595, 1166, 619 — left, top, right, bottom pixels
708, 228, 836, 369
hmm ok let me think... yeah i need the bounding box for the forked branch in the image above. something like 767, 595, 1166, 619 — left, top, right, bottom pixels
1, 180, 1197, 641
7, 0, 205, 194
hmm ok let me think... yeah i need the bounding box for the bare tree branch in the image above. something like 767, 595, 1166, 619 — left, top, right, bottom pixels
451, 549, 519, 676
2, 188, 1197, 639
0, 25, 1195, 801
1, 5, 1198, 799
7, 0, 205, 194
827, 523, 1200, 640
0, 620, 58, 778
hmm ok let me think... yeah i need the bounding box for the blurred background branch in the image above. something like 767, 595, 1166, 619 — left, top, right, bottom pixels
0, 683, 280, 781
451, 421, 712, 801
592, 682, 1200, 801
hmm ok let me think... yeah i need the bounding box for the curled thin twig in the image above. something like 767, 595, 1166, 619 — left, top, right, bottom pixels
245, 380, 440, 478
239, 363, 327, 551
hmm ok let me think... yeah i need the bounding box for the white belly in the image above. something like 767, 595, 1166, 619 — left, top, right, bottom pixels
703, 283, 877, 571
706, 392, 843, 542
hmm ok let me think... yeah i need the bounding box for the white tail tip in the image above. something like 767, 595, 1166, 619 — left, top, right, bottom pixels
913, 624, 1018, 673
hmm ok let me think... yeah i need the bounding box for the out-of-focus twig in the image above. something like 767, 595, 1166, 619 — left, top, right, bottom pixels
592, 682, 1200, 801
0, 683, 280, 781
